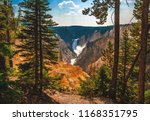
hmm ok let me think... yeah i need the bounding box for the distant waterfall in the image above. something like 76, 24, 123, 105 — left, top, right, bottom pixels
72, 39, 79, 50
71, 38, 86, 65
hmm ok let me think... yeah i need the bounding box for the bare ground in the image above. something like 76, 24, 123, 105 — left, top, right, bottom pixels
44, 89, 113, 104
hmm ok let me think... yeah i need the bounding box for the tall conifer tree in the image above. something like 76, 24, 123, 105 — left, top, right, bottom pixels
17, 0, 58, 92
81, 0, 120, 100
0, 0, 13, 81
138, 0, 149, 104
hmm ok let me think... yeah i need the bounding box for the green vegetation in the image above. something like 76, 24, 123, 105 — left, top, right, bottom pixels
0, 81, 23, 104
0, 0, 21, 103
0, 0, 59, 103
79, 10, 148, 102
79, 65, 111, 97
16, 0, 58, 92
145, 90, 150, 104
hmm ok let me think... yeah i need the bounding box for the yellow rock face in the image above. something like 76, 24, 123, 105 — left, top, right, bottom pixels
49, 61, 89, 92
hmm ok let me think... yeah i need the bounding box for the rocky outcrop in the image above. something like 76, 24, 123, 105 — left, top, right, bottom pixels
75, 36, 114, 72
74, 26, 129, 73
58, 39, 76, 63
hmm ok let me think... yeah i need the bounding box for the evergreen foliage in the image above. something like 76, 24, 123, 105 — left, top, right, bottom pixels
81, 0, 114, 24
81, 0, 121, 100
17, 0, 58, 92
79, 75, 98, 96
128, 0, 149, 103
0, 81, 23, 103
118, 29, 134, 103
0, 0, 13, 81
145, 90, 150, 104
79, 65, 111, 98
0, 0, 23, 104
97, 65, 111, 97
101, 41, 114, 69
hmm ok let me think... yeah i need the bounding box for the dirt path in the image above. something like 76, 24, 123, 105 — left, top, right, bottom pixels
44, 89, 112, 104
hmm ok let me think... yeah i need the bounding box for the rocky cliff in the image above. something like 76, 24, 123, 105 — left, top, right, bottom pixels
58, 39, 76, 63
75, 29, 114, 72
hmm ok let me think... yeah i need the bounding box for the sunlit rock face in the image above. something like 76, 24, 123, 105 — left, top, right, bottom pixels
58, 39, 76, 64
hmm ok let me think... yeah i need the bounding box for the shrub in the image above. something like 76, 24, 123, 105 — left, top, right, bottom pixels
97, 65, 111, 97
78, 65, 111, 97
78, 76, 98, 96
0, 81, 23, 104
47, 75, 62, 91
145, 90, 150, 104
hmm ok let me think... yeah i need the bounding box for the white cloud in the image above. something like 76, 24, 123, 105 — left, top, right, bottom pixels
58, 0, 80, 10
77, 9, 83, 14
58, 0, 81, 16
66, 11, 78, 16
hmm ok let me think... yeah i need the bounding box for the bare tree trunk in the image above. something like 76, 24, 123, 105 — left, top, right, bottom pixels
34, 0, 39, 91
39, 8, 43, 93
0, 55, 7, 81
4, 0, 13, 68
125, 49, 141, 82
138, 0, 149, 104
110, 0, 120, 100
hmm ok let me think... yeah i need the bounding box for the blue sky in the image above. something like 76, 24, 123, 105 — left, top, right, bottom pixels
12, 0, 136, 26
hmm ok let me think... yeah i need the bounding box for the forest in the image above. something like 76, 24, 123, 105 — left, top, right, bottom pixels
0, 0, 149, 104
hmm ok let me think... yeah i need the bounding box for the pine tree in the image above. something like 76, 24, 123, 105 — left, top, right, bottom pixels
127, 0, 150, 103
0, 0, 13, 81
81, 0, 120, 100
119, 29, 135, 103
17, 0, 58, 92
2, 0, 14, 67
97, 65, 111, 97
121, 0, 142, 90
130, 0, 150, 54
101, 41, 114, 69
0, 2, 7, 81
120, 30, 130, 100
37, 0, 58, 92
122, 30, 130, 85
138, 0, 149, 104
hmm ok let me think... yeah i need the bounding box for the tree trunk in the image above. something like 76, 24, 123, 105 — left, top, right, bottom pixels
4, 0, 13, 68
0, 55, 7, 81
34, 0, 39, 91
138, 0, 149, 104
39, 8, 43, 93
110, 0, 120, 100
125, 49, 141, 82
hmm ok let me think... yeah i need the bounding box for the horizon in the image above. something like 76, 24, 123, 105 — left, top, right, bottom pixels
53, 23, 130, 27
